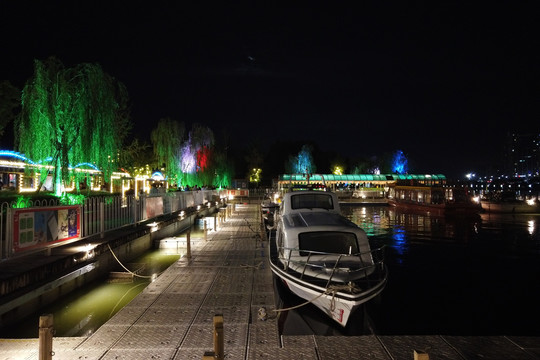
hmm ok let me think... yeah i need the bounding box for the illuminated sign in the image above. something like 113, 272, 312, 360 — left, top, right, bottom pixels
12, 206, 81, 253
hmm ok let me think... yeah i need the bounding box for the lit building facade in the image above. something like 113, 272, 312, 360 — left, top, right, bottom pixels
505, 132, 540, 176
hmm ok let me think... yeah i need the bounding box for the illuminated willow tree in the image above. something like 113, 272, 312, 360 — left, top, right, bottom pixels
392, 150, 408, 174
16, 57, 130, 195
211, 150, 233, 188
151, 118, 185, 186
287, 145, 316, 174
180, 124, 215, 187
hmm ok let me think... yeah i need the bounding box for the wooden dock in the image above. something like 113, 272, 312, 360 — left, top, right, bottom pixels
1, 204, 539, 359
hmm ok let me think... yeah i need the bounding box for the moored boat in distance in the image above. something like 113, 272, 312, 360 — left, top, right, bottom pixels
387, 176, 482, 215
269, 185, 387, 327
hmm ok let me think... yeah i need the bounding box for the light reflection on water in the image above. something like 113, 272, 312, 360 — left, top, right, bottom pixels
278, 205, 540, 336
6, 210, 540, 337
343, 205, 540, 335
1, 248, 184, 338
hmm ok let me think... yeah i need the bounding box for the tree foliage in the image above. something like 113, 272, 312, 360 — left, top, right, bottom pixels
391, 150, 408, 174
286, 144, 316, 174
16, 57, 131, 195
178, 124, 216, 187
244, 140, 263, 173
0, 80, 20, 138
117, 138, 151, 171
151, 118, 185, 185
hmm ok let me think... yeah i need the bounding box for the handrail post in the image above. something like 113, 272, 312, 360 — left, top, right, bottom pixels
326, 254, 343, 288
204, 220, 208, 241
213, 314, 224, 360
285, 247, 294, 271
132, 196, 138, 226
100, 201, 105, 239
39, 314, 54, 360
300, 252, 312, 279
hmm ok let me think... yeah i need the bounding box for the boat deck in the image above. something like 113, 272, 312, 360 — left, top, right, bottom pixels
1, 204, 539, 359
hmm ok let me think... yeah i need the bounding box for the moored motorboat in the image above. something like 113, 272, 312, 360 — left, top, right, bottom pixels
269, 187, 387, 327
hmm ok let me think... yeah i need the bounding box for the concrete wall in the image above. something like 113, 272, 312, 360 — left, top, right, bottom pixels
0, 207, 216, 329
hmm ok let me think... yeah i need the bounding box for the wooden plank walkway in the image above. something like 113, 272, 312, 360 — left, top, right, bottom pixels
1, 204, 540, 359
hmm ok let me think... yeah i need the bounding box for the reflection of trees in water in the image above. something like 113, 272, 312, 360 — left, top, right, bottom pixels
341, 205, 540, 335
342, 205, 480, 245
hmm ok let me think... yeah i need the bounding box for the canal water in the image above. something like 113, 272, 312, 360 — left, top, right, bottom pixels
0, 230, 203, 339
278, 204, 540, 336
4, 207, 540, 338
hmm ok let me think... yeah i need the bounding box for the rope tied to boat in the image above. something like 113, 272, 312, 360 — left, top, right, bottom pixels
273, 282, 363, 313
107, 243, 158, 279
244, 217, 263, 241
326, 283, 362, 311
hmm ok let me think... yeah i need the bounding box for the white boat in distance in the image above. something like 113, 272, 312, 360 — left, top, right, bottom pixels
269, 186, 387, 327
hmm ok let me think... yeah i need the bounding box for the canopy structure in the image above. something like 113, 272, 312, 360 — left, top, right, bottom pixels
277, 174, 447, 189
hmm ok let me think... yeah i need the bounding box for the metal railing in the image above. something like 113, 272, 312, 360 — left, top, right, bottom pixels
277, 245, 386, 290
0, 190, 222, 260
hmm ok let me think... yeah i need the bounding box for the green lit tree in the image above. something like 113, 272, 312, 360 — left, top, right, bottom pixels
211, 149, 233, 188
151, 118, 185, 186
16, 57, 131, 195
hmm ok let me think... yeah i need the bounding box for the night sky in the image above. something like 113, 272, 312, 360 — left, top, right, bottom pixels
0, 2, 537, 178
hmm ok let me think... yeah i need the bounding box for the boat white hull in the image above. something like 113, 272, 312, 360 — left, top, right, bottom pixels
283, 278, 357, 326
271, 262, 387, 327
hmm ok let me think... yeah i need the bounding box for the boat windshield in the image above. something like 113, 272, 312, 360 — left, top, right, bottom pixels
291, 194, 334, 210
298, 231, 358, 256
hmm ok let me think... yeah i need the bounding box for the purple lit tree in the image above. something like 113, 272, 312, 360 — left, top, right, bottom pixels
179, 124, 214, 187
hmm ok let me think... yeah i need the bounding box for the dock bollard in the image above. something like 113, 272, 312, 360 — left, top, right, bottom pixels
204, 220, 208, 241
213, 314, 224, 360
414, 350, 430, 360
39, 314, 54, 360
186, 231, 191, 259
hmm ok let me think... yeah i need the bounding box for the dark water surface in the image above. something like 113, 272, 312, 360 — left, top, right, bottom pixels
278, 204, 540, 336
4, 207, 539, 338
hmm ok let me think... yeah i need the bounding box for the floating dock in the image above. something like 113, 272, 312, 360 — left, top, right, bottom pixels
1, 204, 539, 359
